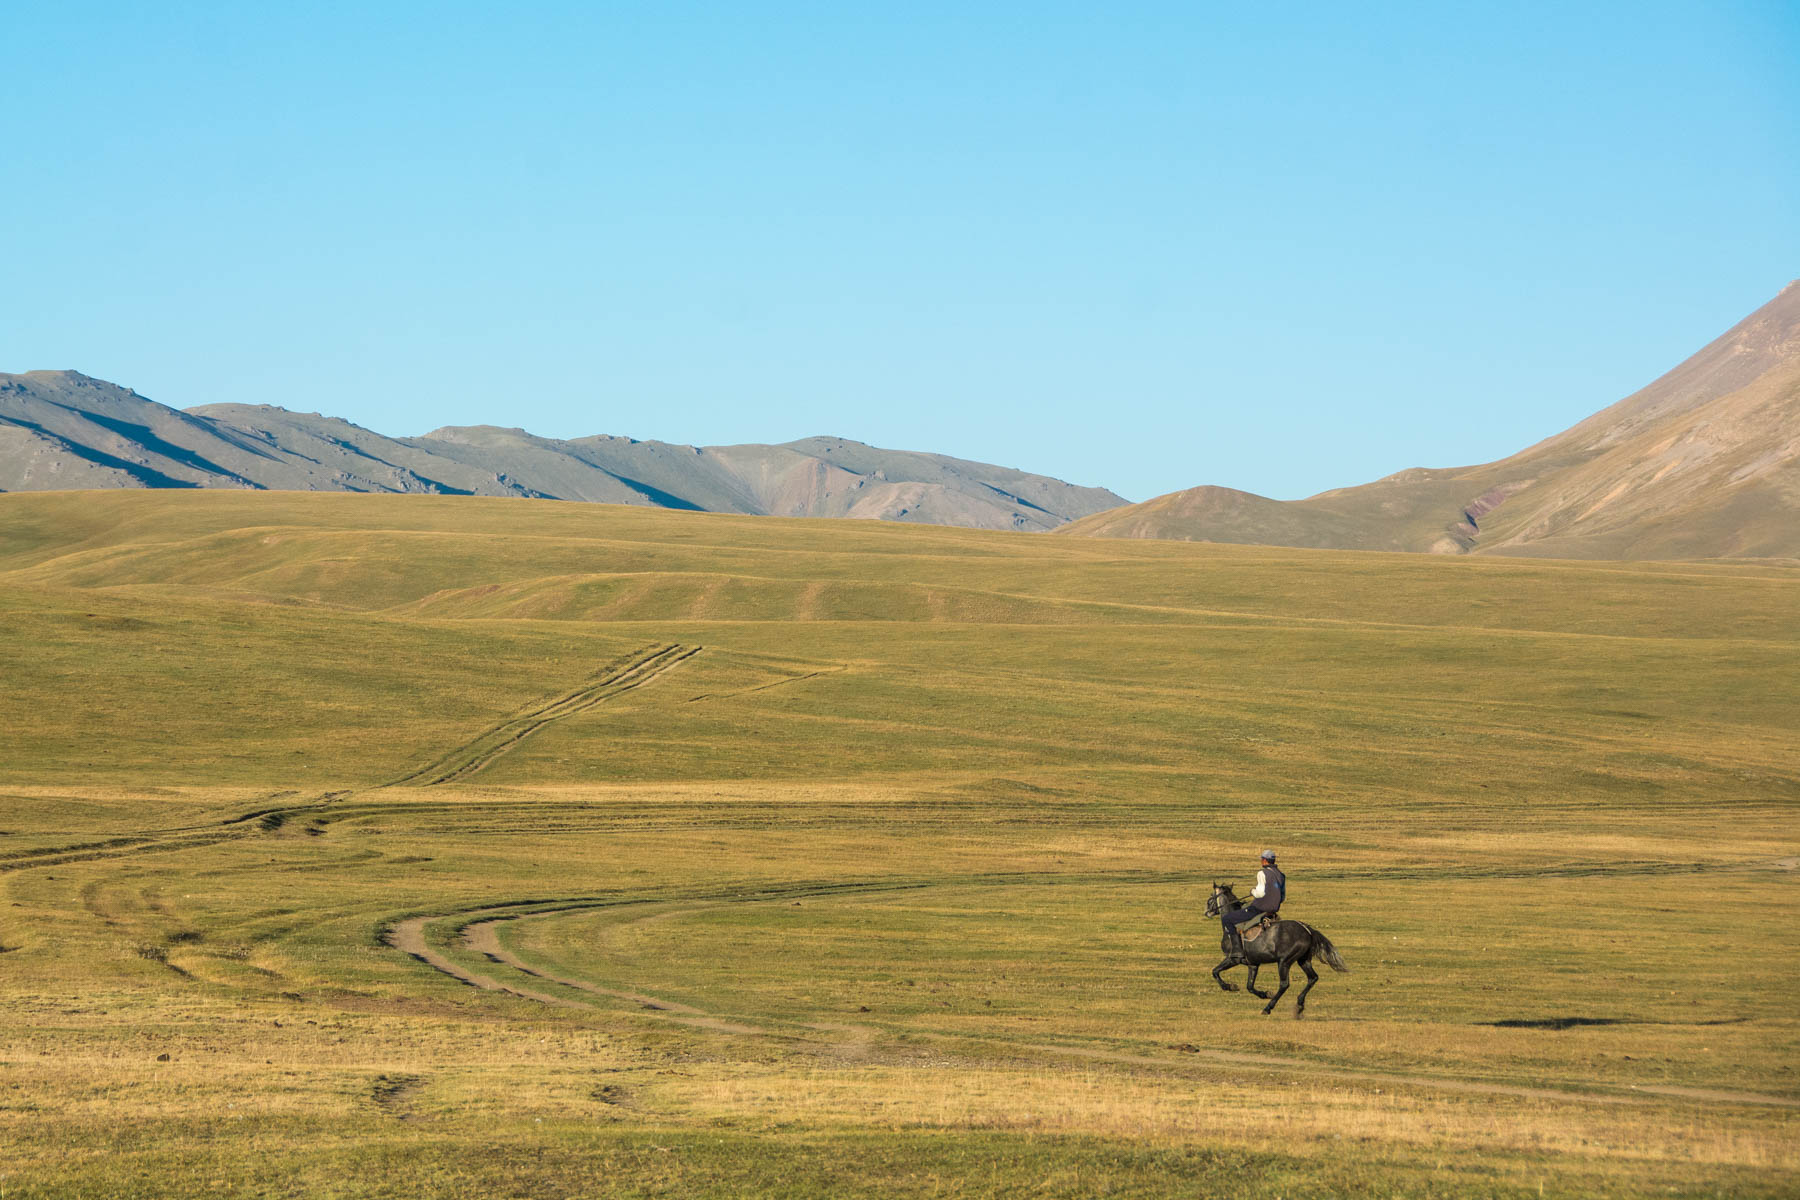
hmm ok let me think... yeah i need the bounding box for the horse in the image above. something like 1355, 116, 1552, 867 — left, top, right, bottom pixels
1203, 882, 1349, 1017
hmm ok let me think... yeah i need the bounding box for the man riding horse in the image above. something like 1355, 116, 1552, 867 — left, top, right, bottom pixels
1203, 850, 1346, 1016
1220, 849, 1284, 952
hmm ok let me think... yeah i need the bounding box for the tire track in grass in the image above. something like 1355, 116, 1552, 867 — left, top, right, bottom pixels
382, 879, 937, 1033
382, 882, 1800, 1112
686, 664, 843, 704
385, 907, 764, 1034
385, 643, 702, 787
0, 829, 252, 873
0, 648, 699, 874
0, 794, 356, 873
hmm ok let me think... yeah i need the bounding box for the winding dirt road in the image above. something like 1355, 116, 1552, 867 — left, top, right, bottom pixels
382, 887, 1800, 1112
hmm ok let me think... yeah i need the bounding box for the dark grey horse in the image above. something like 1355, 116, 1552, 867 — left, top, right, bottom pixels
1203, 882, 1349, 1017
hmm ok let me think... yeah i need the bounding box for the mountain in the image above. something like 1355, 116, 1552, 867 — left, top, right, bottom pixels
0, 374, 1125, 531
1060, 282, 1800, 559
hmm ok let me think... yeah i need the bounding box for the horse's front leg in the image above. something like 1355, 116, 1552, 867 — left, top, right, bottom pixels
1260, 958, 1293, 1015
1210, 958, 1240, 992
1243, 963, 1270, 1000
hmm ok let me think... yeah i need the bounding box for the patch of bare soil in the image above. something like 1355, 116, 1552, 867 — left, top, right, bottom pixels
383, 915, 588, 1010
369, 1073, 426, 1119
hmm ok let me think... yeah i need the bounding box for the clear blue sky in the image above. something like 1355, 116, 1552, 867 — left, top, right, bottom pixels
5, 2, 1796, 502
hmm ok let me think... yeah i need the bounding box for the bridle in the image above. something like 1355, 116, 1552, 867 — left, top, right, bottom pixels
1204, 885, 1237, 918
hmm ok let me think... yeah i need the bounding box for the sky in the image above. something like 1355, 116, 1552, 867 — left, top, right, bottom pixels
4, 2, 1797, 502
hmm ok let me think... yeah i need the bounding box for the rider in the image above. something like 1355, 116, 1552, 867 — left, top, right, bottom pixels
1222, 849, 1285, 948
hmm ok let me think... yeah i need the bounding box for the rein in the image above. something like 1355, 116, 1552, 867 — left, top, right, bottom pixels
1206, 886, 1243, 918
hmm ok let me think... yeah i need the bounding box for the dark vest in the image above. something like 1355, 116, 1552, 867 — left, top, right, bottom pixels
1251, 865, 1285, 912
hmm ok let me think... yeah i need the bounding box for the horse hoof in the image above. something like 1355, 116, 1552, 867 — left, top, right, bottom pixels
1218, 983, 1238, 993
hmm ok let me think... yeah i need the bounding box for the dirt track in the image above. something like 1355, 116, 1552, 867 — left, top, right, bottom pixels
384, 906, 760, 1034
383, 890, 1800, 1112
386, 643, 702, 786
0, 647, 698, 874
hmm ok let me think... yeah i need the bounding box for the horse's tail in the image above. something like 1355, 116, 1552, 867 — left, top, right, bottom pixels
1312, 928, 1350, 973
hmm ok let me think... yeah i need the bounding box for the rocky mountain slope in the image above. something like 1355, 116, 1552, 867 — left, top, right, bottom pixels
0, 374, 1124, 531
1060, 282, 1800, 559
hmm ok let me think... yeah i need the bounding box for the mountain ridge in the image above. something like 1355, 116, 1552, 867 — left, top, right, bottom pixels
0, 375, 1125, 531
10, 282, 1795, 556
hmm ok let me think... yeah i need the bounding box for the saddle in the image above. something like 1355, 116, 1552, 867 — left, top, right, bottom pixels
1240, 913, 1280, 944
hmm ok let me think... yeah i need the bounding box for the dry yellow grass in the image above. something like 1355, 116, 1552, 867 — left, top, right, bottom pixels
1, 489, 1796, 1198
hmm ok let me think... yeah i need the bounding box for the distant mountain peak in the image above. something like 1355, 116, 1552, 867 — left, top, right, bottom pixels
1062, 282, 1800, 560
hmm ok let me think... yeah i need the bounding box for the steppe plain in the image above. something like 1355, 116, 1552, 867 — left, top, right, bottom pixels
2, 490, 1796, 1198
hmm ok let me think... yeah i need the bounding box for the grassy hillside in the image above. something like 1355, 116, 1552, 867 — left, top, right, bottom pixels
2, 490, 1796, 1198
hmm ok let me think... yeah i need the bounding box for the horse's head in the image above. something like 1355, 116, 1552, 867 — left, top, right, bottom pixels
1203, 882, 1238, 918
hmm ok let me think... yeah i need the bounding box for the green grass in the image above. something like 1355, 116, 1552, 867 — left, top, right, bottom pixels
0, 489, 1796, 1197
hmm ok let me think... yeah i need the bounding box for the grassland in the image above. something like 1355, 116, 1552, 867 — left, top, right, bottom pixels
1, 489, 1796, 1198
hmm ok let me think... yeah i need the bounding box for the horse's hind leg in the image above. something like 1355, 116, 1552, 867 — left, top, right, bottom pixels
1260, 959, 1292, 1015
1244, 963, 1270, 1000
1210, 958, 1239, 992
1292, 957, 1320, 1019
